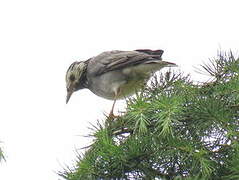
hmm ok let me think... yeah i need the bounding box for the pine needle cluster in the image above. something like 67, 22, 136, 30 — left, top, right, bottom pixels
59, 52, 239, 180
0, 144, 5, 162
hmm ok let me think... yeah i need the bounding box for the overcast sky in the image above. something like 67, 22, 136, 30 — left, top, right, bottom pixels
0, 0, 238, 180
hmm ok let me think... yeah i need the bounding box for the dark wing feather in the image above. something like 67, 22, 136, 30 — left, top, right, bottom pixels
135, 49, 164, 57
87, 50, 164, 76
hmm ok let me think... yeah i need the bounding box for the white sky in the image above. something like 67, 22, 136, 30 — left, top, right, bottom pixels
0, 0, 238, 179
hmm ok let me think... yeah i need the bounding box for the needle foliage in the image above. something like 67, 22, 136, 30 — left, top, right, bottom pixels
59, 52, 239, 180
0, 144, 5, 162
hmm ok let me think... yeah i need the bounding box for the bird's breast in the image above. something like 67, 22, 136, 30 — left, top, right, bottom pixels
87, 70, 150, 100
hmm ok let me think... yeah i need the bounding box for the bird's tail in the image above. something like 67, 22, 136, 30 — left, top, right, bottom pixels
161, 61, 178, 67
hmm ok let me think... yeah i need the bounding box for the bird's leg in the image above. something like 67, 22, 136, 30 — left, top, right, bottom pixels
109, 99, 117, 118
108, 88, 121, 119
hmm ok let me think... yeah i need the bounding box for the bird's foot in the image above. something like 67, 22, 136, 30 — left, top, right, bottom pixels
108, 113, 119, 119
104, 110, 120, 121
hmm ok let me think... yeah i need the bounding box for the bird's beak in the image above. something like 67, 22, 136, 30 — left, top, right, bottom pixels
66, 89, 74, 104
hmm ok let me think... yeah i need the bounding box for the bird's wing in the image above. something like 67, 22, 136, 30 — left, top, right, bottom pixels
87, 50, 164, 76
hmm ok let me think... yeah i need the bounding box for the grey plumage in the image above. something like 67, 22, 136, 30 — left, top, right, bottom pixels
65, 49, 177, 104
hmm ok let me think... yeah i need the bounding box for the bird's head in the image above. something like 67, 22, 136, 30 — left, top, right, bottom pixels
65, 61, 88, 104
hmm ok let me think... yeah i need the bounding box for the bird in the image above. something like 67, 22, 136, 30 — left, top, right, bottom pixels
65, 49, 177, 117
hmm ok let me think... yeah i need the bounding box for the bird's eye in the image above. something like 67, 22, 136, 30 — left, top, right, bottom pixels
69, 74, 75, 81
